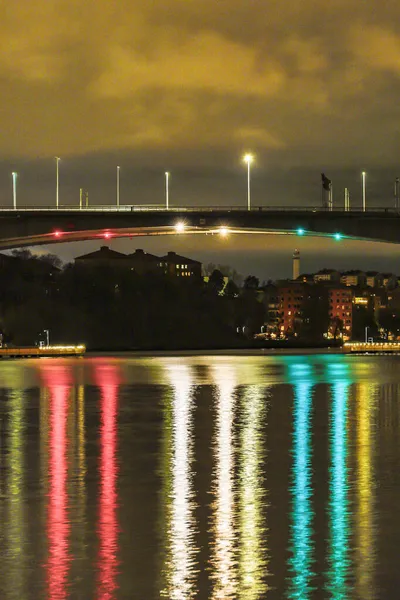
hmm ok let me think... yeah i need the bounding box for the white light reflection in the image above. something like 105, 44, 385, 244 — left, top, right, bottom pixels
161, 363, 198, 599
239, 384, 269, 599
210, 365, 238, 599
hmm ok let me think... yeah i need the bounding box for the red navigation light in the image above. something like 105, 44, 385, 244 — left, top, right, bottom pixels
54, 230, 62, 238
104, 232, 111, 239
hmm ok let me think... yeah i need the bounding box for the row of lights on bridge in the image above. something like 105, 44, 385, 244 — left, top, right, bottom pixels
11, 154, 257, 211
52, 224, 342, 240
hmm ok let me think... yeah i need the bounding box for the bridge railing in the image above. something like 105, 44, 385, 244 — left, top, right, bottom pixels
0, 205, 399, 213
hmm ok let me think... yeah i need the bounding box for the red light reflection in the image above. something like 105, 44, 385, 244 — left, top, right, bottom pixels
95, 363, 120, 599
41, 364, 71, 600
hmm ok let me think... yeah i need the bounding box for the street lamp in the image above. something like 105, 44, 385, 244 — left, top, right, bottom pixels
165, 171, 170, 210
55, 157, 61, 209
117, 165, 120, 208
44, 329, 50, 347
362, 171, 366, 212
12, 172, 17, 210
243, 153, 254, 211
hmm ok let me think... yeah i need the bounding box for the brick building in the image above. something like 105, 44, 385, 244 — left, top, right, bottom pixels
278, 283, 305, 336
328, 286, 353, 338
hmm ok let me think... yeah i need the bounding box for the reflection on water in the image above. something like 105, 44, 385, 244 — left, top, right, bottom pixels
0, 354, 399, 599
287, 363, 315, 600
160, 363, 198, 599
6, 390, 25, 600
326, 367, 351, 599
239, 384, 269, 599
95, 363, 120, 599
355, 383, 377, 600
42, 364, 72, 600
209, 365, 238, 599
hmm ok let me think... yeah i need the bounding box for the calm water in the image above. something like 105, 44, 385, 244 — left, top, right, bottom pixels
0, 353, 399, 599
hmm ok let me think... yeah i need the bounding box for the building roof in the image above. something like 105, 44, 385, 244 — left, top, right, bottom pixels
315, 268, 340, 274
75, 246, 128, 260
128, 249, 160, 261
160, 251, 201, 265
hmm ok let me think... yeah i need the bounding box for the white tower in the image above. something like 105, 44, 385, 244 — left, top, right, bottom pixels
293, 249, 300, 280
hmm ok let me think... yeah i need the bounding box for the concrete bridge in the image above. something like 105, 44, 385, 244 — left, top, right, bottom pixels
0, 206, 399, 249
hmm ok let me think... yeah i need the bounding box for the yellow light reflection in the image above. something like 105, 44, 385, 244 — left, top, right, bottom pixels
355, 383, 377, 599
210, 365, 238, 600
6, 390, 25, 599
239, 384, 269, 599
161, 363, 198, 599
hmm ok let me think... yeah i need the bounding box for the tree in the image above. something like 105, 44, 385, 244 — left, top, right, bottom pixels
244, 275, 259, 290
224, 280, 239, 298
38, 253, 63, 269
208, 269, 225, 294
330, 316, 344, 340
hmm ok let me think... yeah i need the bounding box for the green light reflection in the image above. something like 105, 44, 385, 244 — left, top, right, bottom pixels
287, 365, 315, 600
326, 378, 351, 599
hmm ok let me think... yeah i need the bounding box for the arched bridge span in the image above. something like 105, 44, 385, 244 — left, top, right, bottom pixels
0, 207, 399, 249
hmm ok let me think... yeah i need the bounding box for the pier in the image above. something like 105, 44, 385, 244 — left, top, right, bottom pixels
0, 345, 86, 359
343, 342, 400, 354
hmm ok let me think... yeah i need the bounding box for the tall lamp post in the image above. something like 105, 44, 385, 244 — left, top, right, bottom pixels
12, 172, 17, 210
165, 171, 170, 210
117, 165, 120, 208
362, 171, 366, 212
243, 153, 254, 211
55, 157, 61, 209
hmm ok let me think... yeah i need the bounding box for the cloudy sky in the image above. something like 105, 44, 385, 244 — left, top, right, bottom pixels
1, 1, 400, 277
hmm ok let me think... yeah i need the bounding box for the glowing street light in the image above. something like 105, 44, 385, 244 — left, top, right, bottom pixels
165, 171, 170, 210
55, 157, 61, 209
117, 166, 120, 208
219, 226, 229, 237
362, 171, 366, 212
243, 153, 254, 211
175, 221, 185, 233
12, 172, 17, 210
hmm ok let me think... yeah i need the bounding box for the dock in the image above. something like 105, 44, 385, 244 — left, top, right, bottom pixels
0, 345, 86, 359
343, 341, 400, 354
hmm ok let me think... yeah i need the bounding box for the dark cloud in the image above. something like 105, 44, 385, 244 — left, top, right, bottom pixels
2, 2, 400, 273
1, 1, 400, 163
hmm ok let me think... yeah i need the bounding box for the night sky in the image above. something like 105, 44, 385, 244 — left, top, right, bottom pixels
1, 1, 400, 279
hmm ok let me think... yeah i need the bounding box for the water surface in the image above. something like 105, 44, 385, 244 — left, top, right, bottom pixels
0, 353, 399, 598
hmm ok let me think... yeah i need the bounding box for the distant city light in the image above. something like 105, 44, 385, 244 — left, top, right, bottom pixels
297, 228, 305, 236
175, 221, 185, 233
334, 232, 342, 240
219, 227, 229, 237
54, 230, 62, 237
104, 232, 111, 239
